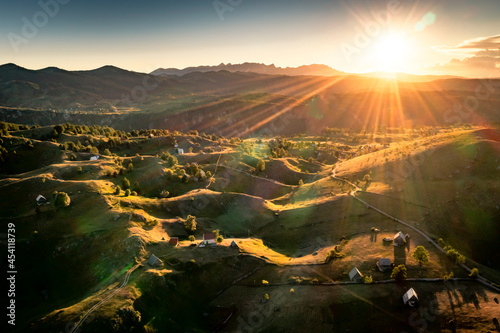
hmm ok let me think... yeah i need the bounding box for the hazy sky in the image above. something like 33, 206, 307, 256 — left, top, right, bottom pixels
1, 0, 499, 77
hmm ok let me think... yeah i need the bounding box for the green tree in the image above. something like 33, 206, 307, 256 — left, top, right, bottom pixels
412, 246, 430, 266
133, 181, 140, 193
188, 235, 195, 243
122, 177, 130, 189
103, 148, 111, 156
54, 192, 71, 209
184, 215, 197, 233
217, 235, 224, 244
390, 264, 407, 282
364, 275, 373, 284
127, 162, 134, 172
298, 179, 304, 186
53, 125, 64, 135
115, 185, 121, 195
256, 159, 265, 172
124, 189, 131, 196
167, 155, 178, 167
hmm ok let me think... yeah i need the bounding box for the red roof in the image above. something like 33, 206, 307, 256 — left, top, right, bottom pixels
203, 233, 215, 240
168, 237, 179, 245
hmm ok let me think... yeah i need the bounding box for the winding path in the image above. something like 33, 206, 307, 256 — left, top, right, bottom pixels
69, 263, 141, 333
331, 163, 500, 293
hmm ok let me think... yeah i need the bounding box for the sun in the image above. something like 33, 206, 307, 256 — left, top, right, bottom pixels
371, 32, 413, 72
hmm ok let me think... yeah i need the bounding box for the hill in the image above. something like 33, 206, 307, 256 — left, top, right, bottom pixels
1, 121, 499, 332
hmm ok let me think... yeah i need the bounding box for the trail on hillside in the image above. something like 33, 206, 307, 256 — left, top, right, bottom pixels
69, 263, 141, 333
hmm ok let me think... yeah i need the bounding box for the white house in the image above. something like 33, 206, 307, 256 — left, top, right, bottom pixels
90, 155, 99, 161
202, 233, 216, 244
394, 231, 405, 246
349, 267, 363, 282
177, 148, 184, 155
403, 288, 419, 307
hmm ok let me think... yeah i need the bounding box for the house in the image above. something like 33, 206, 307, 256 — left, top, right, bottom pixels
177, 148, 184, 155
403, 288, 419, 307
349, 267, 363, 282
394, 231, 406, 246
377, 258, 391, 272
203, 233, 216, 244
230, 240, 239, 249
90, 155, 99, 161
148, 254, 162, 267
36, 195, 49, 206
168, 237, 179, 247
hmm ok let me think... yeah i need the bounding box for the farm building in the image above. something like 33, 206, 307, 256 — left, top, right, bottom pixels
403, 288, 419, 307
377, 258, 391, 271
168, 237, 179, 247
90, 155, 99, 161
36, 195, 49, 206
394, 231, 406, 246
349, 267, 363, 282
203, 233, 216, 244
148, 254, 162, 267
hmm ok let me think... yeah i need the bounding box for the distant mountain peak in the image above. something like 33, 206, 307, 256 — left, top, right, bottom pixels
151, 62, 344, 77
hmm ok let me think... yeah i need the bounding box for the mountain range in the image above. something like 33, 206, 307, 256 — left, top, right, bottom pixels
1, 62, 500, 136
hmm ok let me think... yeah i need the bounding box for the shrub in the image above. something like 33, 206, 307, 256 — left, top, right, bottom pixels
115, 185, 121, 195
390, 264, 407, 282
54, 192, 71, 209
364, 276, 373, 284
298, 179, 304, 186
125, 189, 131, 196
469, 268, 479, 279
262, 280, 269, 285
122, 177, 130, 189
184, 215, 197, 233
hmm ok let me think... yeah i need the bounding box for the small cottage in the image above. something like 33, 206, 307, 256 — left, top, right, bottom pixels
403, 288, 419, 307
203, 233, 216, 244
377, 258, 391, 271
148, 254, 162, 267
177, 148, 184, 155
168, 237, 179, 247
394, 231, 405, 246
349, 267, 363, 282
36, 195, 48, 206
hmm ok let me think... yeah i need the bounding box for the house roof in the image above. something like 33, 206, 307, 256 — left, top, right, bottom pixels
90, 155, 99, 160
203, 233, 215, 240
379, 258, 391, 266
403, 288, 419, 303
349, 267, 362, 280
231, 240, 239, 248
36, 194, 46, 201
394, 231, 405, 240
168, 237, 179, 245
148, 254, 160, 266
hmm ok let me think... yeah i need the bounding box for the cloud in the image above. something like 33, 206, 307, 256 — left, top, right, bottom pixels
428, 35, 500, 77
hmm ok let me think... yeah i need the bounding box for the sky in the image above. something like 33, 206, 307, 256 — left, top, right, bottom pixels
0, 0, 499, 77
